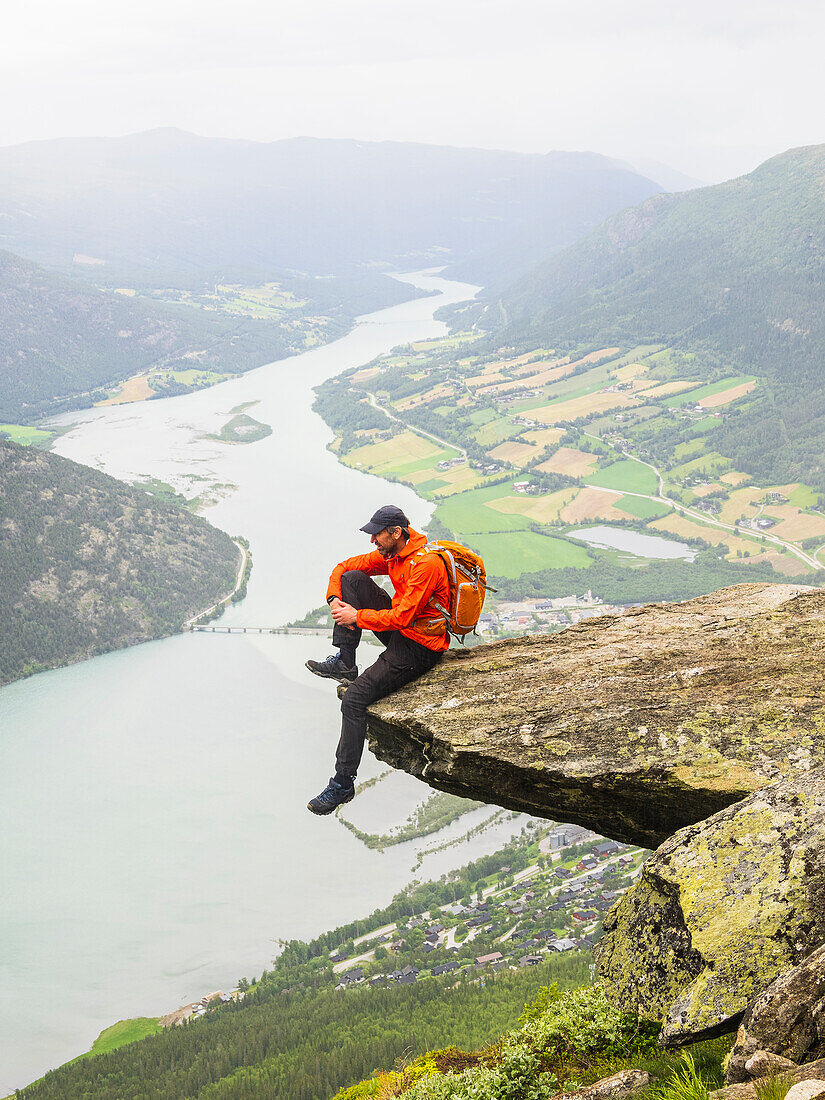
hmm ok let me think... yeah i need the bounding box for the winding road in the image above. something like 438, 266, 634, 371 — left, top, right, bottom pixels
184, 539, 250, 628
583, 436, 822, 571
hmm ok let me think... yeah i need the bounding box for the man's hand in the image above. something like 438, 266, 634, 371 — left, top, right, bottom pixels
330, 599, 358, 629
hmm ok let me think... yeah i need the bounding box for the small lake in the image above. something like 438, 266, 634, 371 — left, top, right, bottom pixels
570, 525, 695, 560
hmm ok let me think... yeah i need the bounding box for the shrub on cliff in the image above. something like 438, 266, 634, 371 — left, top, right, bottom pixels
333, 984, 660, 1100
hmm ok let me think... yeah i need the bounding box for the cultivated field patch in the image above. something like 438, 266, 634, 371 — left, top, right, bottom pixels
786, 483, 818, 508
571, 348, 622, 367
650, 513, 768, 559
537, 447, 599, 478
467, 530, 591, 577
616, 495, 672, 520
343, 430, 450, 476
763, 552, 812, 576
588, 459, 659, 495
473, 419, 521, 447
559, 487, 628, 523
99, 374, 154, 405
637, 380, 699, 399
0, 423, 54, 446
721, 470, 751, 486
531, 391, 636, 425
716, 486, 762, 525
689, 482, 727, 498
769, 511, 825, 541
699, 380, 757, 408
429, 465, 489, 496
394, 383, 455, 411
435, 484, 533, 534
511, 362, 579, 387
487, 441, 539, 464
614, 362, 649, 382
522, 427, 565, 449
487, 488, 578, 524
350, 367, 381, 383
511, 357, 567, 377
667, 451, 732, 483
667, 375, 757, 408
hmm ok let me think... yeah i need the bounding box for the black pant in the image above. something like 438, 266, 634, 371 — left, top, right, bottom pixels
334, 570, 443, 779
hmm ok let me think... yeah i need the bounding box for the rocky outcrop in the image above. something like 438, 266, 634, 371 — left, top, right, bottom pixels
725, 945, 825, 1082
711, 1058, 825, 1100
367, 583, 825, 848
594, 767, 825, 1044
366, 582, 825, 1046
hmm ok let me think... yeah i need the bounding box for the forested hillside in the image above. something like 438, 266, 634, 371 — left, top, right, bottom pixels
20, 829, 598, 1100
0, 439, 239, 685
482, 144, 825, 488
0, 248, 315, 421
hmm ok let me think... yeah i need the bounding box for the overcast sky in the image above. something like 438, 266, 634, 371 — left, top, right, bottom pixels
3, 0, 823, 182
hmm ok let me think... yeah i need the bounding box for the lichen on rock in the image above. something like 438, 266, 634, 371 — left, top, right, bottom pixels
365, 581, 825, 1048
367, 583, 825, 848
595, 768, 825, 1045
726, 944, 825, 1082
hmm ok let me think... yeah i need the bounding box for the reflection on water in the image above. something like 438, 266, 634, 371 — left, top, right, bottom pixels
0, 274, 538, 1091
570, 524, 695, 560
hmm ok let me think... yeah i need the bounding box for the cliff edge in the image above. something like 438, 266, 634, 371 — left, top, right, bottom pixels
365, 582, 825, 1051
367, 583, 825, 847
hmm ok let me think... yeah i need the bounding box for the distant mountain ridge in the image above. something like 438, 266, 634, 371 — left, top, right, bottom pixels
0, 129, 662, 288
484, 143, 825, 486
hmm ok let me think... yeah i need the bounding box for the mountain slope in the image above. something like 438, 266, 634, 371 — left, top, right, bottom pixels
0, 438, 238, 685
488, 144, 825, 486
0, 130, 661, 288
0, 248, 303, 420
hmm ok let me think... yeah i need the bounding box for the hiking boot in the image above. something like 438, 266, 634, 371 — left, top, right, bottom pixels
305, 653, 358, 684
307, 777, 355, 816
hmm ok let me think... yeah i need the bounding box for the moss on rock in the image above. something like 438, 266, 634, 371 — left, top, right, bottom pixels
367, 583, 825, 847
595, 767, 825, 1045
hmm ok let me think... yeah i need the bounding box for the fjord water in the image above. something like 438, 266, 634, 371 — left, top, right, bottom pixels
0, 274, 528, 1091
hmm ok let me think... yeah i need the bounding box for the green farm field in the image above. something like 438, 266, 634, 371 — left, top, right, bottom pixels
435, 484, 534, 534
473, 418, 521, 446
68, 1018, 162, 1066
616, 494, 671, 520
465, 530, 591, 577
587, 459, 659, 495
0, 423, 54, 447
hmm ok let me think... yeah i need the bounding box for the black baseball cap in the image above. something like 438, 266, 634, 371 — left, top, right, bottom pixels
360, 505, 410, 535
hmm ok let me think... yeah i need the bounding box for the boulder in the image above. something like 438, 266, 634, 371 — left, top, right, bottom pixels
595, 768, 825, 1045
367, 584, 825, 848
561, 1069, 651, 1100
743, 1052, 798, 1078
711, 1059, 825, 1100
726, 945, 825, 1082
784, 1083, 825, 1100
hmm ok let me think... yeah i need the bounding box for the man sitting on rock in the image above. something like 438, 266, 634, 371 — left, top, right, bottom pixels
305, 505, 450, 815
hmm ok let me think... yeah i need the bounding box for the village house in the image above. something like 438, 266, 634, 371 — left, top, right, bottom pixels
432, 961, 461, 976
519, 954, 544, 967
475, 951, 504, 968
594, 841, 624, 857
572, 909, 599, 923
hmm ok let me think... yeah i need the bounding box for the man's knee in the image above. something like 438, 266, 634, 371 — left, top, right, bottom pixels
340, 569, 369, 598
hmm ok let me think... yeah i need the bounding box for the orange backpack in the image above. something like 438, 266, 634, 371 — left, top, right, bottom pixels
413, 541, 495, 641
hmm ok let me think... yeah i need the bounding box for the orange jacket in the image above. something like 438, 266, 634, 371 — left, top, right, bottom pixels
326, 528, 450, 652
